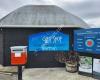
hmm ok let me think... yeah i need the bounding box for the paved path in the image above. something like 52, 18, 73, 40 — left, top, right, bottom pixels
0, 73, 17, 80
0, 68, 98, 80
23, 68, 97, 80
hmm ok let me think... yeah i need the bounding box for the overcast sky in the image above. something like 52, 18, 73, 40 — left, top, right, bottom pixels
0, 0, 100, 27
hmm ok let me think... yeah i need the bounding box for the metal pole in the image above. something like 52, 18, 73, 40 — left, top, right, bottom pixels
18, 66, 22, 80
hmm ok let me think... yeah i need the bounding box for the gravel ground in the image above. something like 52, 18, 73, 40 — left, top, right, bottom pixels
0, 68, 99, 80
0, 73, 17, 80
23, 68, 97, 80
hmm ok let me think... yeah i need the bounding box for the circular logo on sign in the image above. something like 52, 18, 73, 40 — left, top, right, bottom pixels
85, 39, 94, 47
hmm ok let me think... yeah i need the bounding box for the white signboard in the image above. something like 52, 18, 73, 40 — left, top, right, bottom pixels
93, 58, 100, 76
79, 56, 92, 73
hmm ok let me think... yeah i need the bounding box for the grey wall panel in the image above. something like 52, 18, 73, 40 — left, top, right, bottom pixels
0, 30, 3, 64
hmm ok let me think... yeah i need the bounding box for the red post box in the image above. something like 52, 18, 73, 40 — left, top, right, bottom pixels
10, 46, 27, 65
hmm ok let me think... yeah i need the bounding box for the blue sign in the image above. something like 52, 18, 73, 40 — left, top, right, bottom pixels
74, 28, 100, 54
29, 31, 69, 51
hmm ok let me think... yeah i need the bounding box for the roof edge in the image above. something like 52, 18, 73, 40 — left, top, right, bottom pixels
0, 24, 90, 29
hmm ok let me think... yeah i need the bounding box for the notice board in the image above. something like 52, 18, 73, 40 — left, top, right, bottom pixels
74, 28, 100, 54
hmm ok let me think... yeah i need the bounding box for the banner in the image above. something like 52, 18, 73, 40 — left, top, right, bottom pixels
29, 31, 69, 51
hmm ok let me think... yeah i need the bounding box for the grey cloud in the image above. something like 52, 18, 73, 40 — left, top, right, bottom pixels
56, 0, 100, 19
0, 0, 100, 23
0, 0, 22, 10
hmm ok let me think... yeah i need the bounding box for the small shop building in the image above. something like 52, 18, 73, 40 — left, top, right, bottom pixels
0, 5, 89, 68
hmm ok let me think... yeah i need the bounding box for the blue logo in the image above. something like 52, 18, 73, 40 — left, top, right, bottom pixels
85, 39, 94, 47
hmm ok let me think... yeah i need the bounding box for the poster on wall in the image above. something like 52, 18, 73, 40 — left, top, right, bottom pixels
79, 56, 92, 74
74, 28, 100, 54
93, 58, 100, 77
29, 31, 69, 51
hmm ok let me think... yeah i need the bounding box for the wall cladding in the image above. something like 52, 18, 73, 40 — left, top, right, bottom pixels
0, 30, 3, 64
2, 27, 79, 68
